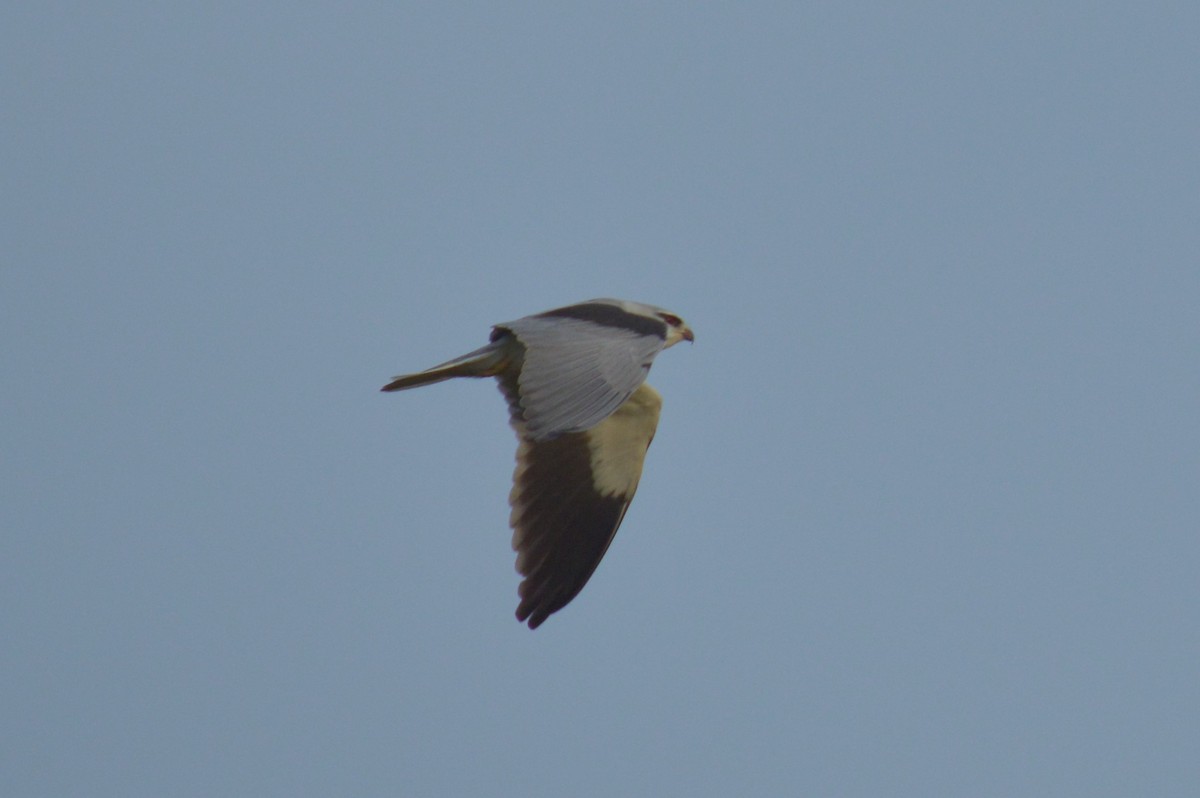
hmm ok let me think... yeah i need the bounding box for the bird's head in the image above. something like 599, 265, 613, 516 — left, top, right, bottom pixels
580, 298, 693, 348
655, 309, 694, 348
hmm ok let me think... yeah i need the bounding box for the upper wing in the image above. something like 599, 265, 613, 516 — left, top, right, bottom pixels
497, 315, 666, 441
508, 383, 663, 629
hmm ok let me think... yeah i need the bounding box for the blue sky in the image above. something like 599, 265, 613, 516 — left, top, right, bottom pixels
4, 3, 1198, 796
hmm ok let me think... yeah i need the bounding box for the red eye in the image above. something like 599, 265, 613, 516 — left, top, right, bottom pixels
659, 313, 682, 327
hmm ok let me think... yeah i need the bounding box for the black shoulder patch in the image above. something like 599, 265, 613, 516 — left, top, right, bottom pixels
537, 302, 667, 339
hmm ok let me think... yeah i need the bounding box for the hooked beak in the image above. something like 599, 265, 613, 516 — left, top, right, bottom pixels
681, 326, 694, 343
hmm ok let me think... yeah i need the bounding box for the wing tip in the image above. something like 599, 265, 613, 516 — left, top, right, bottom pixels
516, 603, 548, 630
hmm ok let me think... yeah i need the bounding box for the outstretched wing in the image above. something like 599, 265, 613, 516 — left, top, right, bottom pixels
506, 383, 663, 629
497, 306, 667, 441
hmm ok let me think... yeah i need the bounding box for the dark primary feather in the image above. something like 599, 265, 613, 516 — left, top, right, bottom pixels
508, 432, 634, 629
495, 354, 639, 628
499, 360, 662, 628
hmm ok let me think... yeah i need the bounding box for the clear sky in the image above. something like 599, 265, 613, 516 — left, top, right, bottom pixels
4, 3, 1198, 796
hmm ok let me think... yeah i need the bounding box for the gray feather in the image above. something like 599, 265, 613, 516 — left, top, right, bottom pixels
380, 341, 512, 392
497, 316, 666, 440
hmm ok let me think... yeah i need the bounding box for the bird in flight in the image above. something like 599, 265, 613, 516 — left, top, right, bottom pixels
382, 298, 693, 628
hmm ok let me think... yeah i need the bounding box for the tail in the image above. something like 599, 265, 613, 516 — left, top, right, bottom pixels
380, 342, 511, 392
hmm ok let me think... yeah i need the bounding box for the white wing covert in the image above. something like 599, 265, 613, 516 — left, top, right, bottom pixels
498, 315, 666, 441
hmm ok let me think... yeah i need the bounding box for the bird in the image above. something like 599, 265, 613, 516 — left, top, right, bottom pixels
382, 298, 693, 629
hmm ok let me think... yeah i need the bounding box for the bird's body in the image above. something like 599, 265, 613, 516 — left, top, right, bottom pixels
382, 298, 692, 628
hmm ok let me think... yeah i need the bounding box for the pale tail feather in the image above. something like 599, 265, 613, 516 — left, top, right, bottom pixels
380, 342, 510, 392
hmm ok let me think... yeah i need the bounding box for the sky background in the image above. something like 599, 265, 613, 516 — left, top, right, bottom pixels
3, 3, 1198, 796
